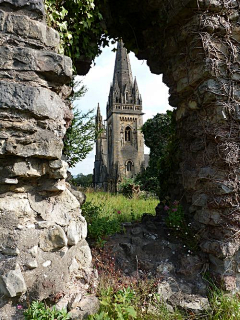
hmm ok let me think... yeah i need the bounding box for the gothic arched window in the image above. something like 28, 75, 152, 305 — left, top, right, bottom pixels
125, 126, 131, 142
127, 161, 133, 171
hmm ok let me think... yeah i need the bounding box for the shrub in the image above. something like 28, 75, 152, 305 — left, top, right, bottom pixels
118, 178, 140, 198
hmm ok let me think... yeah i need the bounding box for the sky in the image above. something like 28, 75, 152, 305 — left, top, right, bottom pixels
70, 44, 171, 176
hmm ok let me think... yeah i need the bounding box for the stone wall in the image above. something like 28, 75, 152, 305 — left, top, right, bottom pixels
101, 0, 240, 291
0, 1, 97, 318
162, 0, 240, 292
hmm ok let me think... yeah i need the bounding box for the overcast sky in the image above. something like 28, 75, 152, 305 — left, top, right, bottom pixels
70, 44, 171, 176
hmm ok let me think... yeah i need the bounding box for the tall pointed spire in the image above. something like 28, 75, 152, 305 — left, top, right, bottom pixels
97, 103, 101, 117
96, 103, 103, 131
112, 40, 133, 91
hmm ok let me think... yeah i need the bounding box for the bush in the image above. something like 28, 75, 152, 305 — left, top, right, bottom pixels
118, 178, 140, 198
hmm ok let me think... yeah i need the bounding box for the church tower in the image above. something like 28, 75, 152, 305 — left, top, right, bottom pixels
93, 40, 146, 191
106, 40, 145, 191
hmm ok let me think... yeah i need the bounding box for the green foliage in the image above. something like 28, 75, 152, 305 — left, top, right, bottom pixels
164, 200, 185, 229
208, 289, 240, 320
63, 108, 96, 167
24, 301, 70, 320
81, 191, 158, 245
88, 287, 137, 320
118, 178, 137, 198
69, 78, 88, 103
73, 173, 93, 187
45, 0, 110, 71
81, 201, 122, 246
136, 111, 175, 197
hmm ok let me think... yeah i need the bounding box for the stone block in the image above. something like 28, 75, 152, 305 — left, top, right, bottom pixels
200, 240, 239, 259
194, 209, 223, 226
4, 131, 64, 159
0, 0, 44, 18
67, 219, 87, 246
0, 82, 67, 120
178, 295, 209, 313
73, 240, 92, 269
156, 261, 175, 275
49, 160, 68, 179
69, 296, 99, 320
12, 159, 43, 178
0, 45, 72, 83
3, 11, 59, 48
209, 254, 234, 274
0, 264, 27, 297
40, 225, 68, 252
192, 193, 208, 207
0, 193, 35, 219
28, 189, 80, 226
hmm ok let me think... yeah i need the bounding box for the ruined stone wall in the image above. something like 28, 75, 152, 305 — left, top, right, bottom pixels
101, 0, 240, 291
0, 1, 97, 318
162, 0, 240, 291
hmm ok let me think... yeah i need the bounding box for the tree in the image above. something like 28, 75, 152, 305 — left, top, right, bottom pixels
135, 111, 175, 197
73, 173, 93, 187
63, 107, 96, 168
63, 79, 98, 168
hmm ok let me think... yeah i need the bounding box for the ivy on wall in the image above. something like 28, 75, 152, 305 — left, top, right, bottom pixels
45, 0, 111, 73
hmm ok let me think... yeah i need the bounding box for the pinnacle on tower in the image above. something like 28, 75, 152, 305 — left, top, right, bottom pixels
97, 103, 101, 117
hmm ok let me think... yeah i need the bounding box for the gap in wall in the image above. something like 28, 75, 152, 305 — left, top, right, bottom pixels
70, 44, 171, 176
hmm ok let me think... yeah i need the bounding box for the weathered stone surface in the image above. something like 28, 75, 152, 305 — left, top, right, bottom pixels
73, 240, 92, 269
0, 45, 72, 83
28, 189, 80, 226
49, 160, 68, 179
69, 296, 100, 320
67, 219, 88, 246
0, 0, 44, 18
40, 225, 68, 252
67, 184, 86, 205
0, 264, 27, 297
0, 10, 59, 49
0, 82, 67, 120
178, 295, 210, 313
0, 1, 96, 316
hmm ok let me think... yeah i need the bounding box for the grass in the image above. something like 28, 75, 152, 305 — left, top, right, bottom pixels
81, 191, 158, 246
84, 191, 158, 222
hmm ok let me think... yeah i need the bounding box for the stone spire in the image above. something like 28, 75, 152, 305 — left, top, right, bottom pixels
112, 40, 133, 91
107, 40, 142, 109
96, 103, 103, 130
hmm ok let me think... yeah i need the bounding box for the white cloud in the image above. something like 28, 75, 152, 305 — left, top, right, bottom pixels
70, 45, 171, 176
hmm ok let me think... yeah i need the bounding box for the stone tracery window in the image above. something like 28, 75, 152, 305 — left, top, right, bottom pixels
125, 126, 131, 142
126, 160, 133, 171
